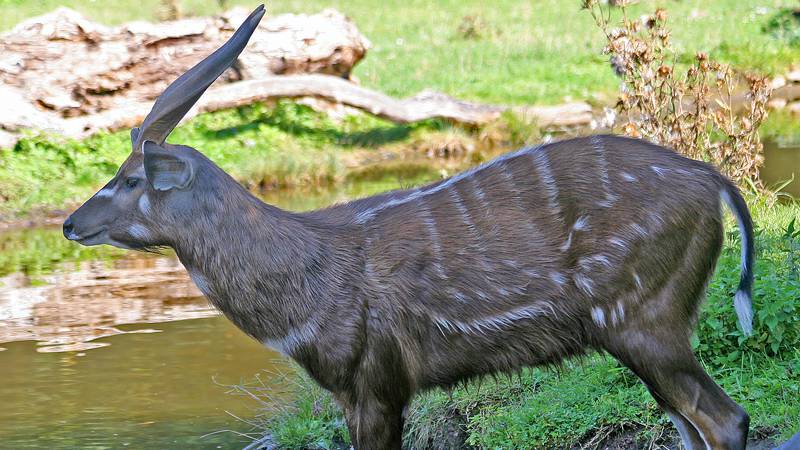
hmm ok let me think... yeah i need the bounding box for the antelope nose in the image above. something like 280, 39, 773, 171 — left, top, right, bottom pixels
63, 217, 76, 240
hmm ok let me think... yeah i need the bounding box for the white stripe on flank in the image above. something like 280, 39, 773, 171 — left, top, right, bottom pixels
499, 162, 543, 239
590, 135, 618, 206
591, 307, 606, 327
549, 271, 566, 286
629, 222, 648, 238
617, 301, 625, 321
559, 231, 573, 251
579, 254, 612, 269
448, 187, 490, 262
608, 237, 628, 249
418, 201, 448, 280
263, 318, 320, 356
632, 272, 644, 291
433, 302, 556, 335
574, 273, 595, 296
354, 146, 539, 223
530, 149, 561, 217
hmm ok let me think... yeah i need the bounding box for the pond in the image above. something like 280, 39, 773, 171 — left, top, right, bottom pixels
0, 179, 414, 450
763, 139, 800, 198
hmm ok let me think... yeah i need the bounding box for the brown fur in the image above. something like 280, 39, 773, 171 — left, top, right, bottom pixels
66, 134, 753, 449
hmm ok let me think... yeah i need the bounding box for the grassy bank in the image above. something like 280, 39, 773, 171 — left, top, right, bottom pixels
239, 199, 800, 449
0, 101, 451, 221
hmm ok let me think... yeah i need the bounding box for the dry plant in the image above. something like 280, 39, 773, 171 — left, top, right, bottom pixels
158, 0, 182, 21
582, 1, 772, 185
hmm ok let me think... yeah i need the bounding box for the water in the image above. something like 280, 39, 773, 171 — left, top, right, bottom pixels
762, 140, 800, 198
0, 179, 419, 450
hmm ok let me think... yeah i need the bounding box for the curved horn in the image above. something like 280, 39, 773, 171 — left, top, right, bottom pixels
133, 4, 266, 151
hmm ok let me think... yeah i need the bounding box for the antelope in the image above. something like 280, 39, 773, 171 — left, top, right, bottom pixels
64, 5, 755, 449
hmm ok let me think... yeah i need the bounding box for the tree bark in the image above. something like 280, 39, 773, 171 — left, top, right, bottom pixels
0, 7, 370, 119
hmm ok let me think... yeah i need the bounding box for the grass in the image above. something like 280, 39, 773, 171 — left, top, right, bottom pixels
236, 199, 800, 449
0, 101, 447, 220
2, 1, 799, 105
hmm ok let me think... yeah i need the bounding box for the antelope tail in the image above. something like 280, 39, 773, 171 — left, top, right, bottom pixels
719, 179, 755, 336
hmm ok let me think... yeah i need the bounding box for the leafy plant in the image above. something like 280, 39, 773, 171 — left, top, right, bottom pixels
782, 217, 800, 278
763, 7, 800, 47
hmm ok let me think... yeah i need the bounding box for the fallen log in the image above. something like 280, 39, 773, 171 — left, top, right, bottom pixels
0, 6, 369, 120
54, 74, 593, 140
0, 8, 593, 147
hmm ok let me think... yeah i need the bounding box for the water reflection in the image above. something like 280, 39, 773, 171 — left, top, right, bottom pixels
0, 248, 292, 448
0, 255, 215, 351
762, 140, 800, 198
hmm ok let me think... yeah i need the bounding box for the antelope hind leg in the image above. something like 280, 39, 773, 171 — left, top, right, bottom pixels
607, 331, 749, 450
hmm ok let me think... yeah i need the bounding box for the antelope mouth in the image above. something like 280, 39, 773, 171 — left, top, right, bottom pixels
70, 228, 108, 245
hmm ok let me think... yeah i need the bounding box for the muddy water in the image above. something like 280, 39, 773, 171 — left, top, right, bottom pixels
762, 140, 800, 198
0, 179, 416, 449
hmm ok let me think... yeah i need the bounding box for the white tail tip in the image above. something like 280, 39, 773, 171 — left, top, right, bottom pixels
734, 290, 753, 336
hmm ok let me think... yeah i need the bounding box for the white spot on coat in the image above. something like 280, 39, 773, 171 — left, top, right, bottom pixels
591, 307, 606, 327
621, 172, 637, 182
94, 187, 116, 198
138, 193, 151, 215
549, 271, 566, 286
573, 215, 589, 231
574, 273, 595, 296
127, 223, 150, 240
651, 165, 668, 178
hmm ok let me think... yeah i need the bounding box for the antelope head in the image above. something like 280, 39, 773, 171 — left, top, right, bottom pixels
63, 5, 266, 249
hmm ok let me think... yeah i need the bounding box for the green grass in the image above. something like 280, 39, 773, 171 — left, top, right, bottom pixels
2, 1, 799, 105
0, 101, 445, 220
239, 201, 800, 449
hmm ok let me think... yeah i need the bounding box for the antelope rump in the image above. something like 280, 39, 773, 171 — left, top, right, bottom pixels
63, 5, 755, 449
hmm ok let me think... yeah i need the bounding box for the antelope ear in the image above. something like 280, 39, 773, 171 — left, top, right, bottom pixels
142, 141, 195, 191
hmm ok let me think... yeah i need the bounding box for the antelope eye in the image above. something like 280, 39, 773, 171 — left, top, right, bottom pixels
124, 177, 140, 189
